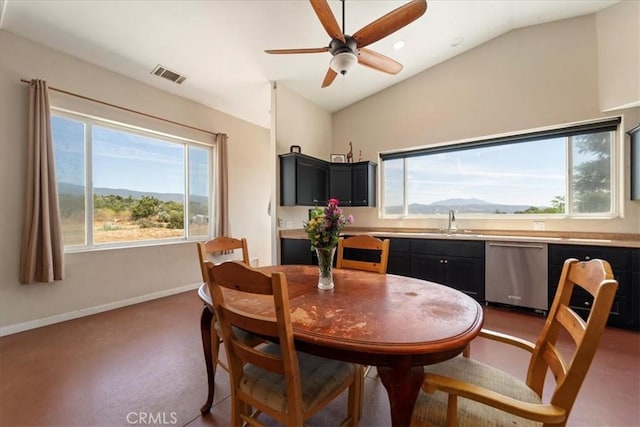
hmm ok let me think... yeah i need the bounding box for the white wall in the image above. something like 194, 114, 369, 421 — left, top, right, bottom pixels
331, 14, 640, 235
596, 0, 640, 111
0, 30, 271, 334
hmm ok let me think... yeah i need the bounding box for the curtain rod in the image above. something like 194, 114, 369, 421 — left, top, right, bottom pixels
20, 78, 219, 137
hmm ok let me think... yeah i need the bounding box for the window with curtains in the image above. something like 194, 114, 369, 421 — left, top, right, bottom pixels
51, 110, 214, 249
381, 118, 620, 218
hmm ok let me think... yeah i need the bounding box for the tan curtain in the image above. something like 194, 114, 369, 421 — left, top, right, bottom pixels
215, 133, 231, 245
19, 80, 64, 284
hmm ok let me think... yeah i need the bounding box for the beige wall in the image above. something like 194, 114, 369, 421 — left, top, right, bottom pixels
596, 0, 640, 111
0, 31, 271, 334
330, 14, 640, 235
5, 5, 636, 333
272, 83, 334, 261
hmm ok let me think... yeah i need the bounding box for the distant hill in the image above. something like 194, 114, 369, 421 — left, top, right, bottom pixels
57, 182, 207, 204
430, 198, 489, 206
385, 198, 548, 214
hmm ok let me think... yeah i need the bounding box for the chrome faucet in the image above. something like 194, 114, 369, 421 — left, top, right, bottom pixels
447, 209, 457, 234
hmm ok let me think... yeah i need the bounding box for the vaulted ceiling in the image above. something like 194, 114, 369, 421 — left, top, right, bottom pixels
0, 0, 619, 128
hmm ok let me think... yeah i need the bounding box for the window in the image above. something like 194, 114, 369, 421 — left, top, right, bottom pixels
51, 111, 213, 249
381, 118, 619, 218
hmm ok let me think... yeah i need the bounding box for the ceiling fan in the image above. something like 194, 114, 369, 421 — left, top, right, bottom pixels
265, 0, 428, 88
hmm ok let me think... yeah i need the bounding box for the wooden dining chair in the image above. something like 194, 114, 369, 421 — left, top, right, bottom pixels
206, 261, 361, 426
336, 234, 390, 416
197, 236, 250, 283
196, 236, 261, 414
336, 235, 390, 274
411, 258, 618, 427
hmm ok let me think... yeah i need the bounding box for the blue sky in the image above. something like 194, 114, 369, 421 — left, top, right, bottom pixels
384, 138, 567, 207
52, 115, 210, 197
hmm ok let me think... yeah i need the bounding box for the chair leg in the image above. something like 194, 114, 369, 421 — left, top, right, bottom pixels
348, 367, 363, 426
199, 306, 216, 414
358, 365, 368, 420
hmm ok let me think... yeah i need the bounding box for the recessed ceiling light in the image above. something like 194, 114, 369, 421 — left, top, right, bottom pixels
393, 40, 405, 50
451, 37, 464, 47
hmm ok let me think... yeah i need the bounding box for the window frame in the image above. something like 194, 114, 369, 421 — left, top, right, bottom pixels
379, 117, 621, 220
51, 107, 216, 252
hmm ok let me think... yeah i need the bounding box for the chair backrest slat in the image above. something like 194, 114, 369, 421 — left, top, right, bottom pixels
336, 235, 390, 274
232, 343, 285, 375
223, 305, 280, 335
556, 304, 586, 344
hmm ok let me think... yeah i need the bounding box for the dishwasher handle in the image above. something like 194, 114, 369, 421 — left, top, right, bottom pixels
487, 242, 546, 249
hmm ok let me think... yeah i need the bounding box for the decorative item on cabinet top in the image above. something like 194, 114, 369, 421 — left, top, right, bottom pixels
346, 141, 354, 163
331, 153, 346, 163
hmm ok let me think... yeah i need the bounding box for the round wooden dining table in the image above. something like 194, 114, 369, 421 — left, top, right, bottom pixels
198, 264, 483, 427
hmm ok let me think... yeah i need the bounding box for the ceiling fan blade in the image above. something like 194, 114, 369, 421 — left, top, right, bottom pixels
358, 48, 403, 74
353, 0, 427, 48
310, 0, 345, 43
321, 68, 338, 88
264, 47, 329, 54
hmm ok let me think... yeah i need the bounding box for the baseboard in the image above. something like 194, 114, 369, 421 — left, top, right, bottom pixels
0, 282, 202, 337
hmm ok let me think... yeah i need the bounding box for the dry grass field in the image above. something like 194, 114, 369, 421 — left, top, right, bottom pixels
94, 222, 184, 243
61, 219, 209, 245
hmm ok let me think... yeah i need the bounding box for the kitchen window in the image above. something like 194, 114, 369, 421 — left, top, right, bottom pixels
51, 110, 214, 250
380, 118, 620, 218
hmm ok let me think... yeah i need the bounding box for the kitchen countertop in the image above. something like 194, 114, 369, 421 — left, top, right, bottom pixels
280, 227, 640, 248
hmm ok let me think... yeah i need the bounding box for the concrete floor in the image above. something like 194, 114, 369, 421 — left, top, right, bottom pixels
1, 291, 638, 426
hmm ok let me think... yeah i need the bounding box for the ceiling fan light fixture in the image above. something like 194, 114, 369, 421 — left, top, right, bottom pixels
330, 51, 358, 75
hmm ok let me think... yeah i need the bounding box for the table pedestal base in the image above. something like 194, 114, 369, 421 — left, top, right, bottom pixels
377, 360, 424, 427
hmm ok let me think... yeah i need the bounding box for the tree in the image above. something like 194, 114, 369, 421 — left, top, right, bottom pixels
572, 132, 611, 213
550, 195, 565, 213
131, 196, 160, 220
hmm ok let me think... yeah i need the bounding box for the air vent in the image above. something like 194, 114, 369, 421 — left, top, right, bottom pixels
151, 65, 187, 84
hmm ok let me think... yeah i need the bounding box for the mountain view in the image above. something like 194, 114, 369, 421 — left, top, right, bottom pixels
57, 182, 207, 204
385, 198, 552, 215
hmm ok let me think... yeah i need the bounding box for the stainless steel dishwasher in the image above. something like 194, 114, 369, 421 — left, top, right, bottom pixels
485, 241, 548, 313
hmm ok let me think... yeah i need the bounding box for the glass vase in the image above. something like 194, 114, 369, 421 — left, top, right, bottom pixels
315, 246, 336, 290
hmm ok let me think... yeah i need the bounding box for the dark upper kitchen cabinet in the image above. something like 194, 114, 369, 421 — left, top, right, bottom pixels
351, 161, 376, 207
629, 124, 640, 200
281, 152, 376, 207
329, 163, 352, 205
279, 153, 328, 206
548, 244, 638, 330
329, 161, 376, 206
